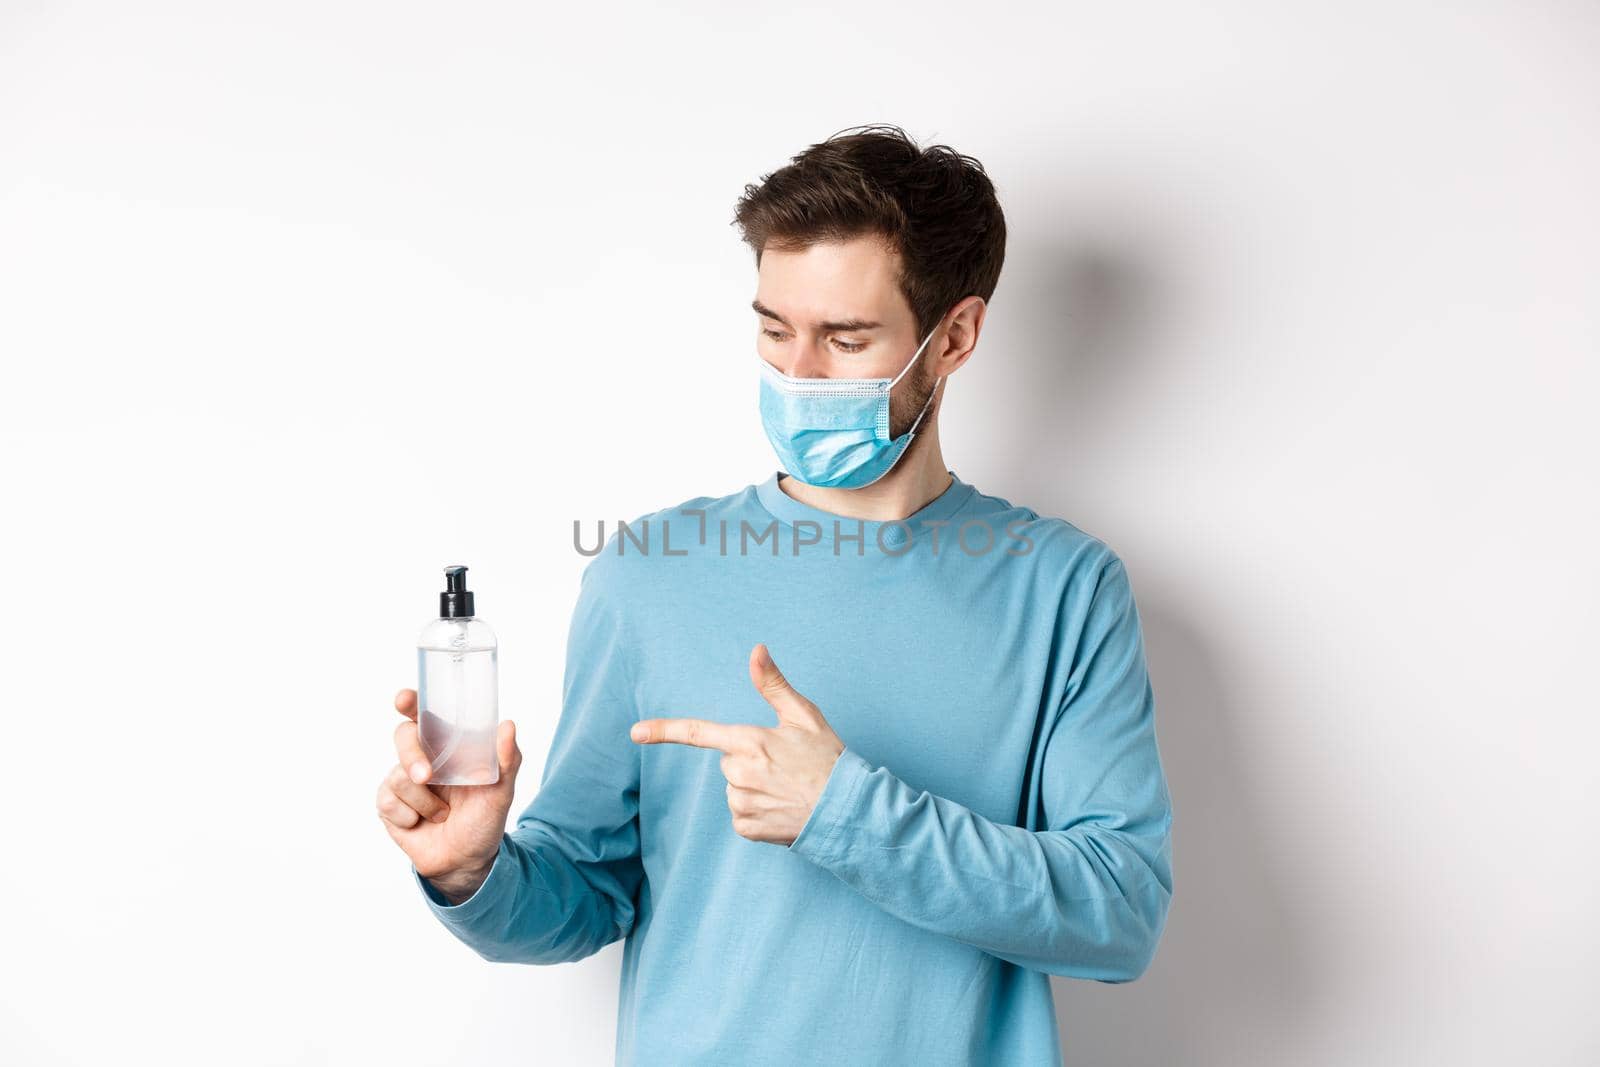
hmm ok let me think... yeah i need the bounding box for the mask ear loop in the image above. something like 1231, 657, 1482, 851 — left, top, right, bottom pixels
891, 326, 942, 437
905, 372, 943, 437
887, 327, 938, 390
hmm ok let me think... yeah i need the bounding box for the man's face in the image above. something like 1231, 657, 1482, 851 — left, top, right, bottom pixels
753, 235, 939, 439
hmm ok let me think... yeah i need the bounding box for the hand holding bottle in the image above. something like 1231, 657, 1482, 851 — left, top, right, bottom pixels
375, 688, 522, 904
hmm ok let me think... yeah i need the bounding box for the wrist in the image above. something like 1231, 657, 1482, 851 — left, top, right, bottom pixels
427, 857, 495, 905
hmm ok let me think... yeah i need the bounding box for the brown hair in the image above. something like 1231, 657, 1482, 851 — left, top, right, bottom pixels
732, 124, 1007, 340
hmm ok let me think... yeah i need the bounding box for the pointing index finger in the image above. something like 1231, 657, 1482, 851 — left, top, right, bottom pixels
630, 717, 751, 752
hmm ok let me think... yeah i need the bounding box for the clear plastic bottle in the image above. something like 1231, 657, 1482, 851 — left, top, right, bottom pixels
417, 565, 499, 785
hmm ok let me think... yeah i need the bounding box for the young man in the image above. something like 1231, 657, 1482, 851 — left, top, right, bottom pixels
375, 125, 1174, 1066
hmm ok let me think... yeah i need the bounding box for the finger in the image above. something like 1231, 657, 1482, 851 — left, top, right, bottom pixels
375, 781, 423, 830
395, 688, 418, 722
394, 718, 431, 784
386, 763, 449, 823
748, 643, 823, 728
630, 717, 752, 752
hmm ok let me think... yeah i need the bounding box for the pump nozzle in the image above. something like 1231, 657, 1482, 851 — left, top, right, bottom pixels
440, 565, 476, 618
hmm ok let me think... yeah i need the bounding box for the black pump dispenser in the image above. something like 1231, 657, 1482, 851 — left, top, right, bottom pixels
439, 565, 476, 618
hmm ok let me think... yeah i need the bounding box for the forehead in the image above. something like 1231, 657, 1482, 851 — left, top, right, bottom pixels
754, 236, 906, 325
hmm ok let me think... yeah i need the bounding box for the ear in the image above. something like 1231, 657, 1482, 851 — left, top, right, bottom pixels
935, 296, 986, 375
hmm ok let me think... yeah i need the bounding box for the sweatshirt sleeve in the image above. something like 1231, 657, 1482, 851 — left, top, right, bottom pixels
786, 555, 1174, 982
412, 553, 644, 964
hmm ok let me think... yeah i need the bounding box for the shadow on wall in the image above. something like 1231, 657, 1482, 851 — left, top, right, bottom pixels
998, 243, 1167, 512
997, 244, 1320, 1063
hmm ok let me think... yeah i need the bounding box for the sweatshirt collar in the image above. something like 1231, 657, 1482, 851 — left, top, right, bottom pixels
754, 468, 977, 534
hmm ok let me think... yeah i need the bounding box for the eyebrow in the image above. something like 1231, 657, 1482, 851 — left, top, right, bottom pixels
752, 299, 884, 333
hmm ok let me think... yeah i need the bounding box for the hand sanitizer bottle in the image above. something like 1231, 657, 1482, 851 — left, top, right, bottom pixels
417, 565, 499, 785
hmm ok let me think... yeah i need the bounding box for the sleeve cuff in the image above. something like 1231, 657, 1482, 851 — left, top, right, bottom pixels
787, 746, 873, 866
413, 834, 514, 925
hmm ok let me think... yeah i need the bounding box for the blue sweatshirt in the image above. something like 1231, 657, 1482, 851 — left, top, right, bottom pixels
413, 469, 1174, 1065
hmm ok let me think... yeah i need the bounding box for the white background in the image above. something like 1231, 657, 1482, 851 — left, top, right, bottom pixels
2, 3, 1595, 1064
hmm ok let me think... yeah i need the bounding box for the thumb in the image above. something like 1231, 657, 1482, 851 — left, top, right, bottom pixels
495, 719, 521, 789
749, 643, 824, 729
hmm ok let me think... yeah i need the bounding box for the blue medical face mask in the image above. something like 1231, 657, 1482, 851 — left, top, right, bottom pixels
757, 325, 942, 489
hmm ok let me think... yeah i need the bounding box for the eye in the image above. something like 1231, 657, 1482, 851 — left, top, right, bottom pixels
831, 339, 867, 353
761, 328, 788, 341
